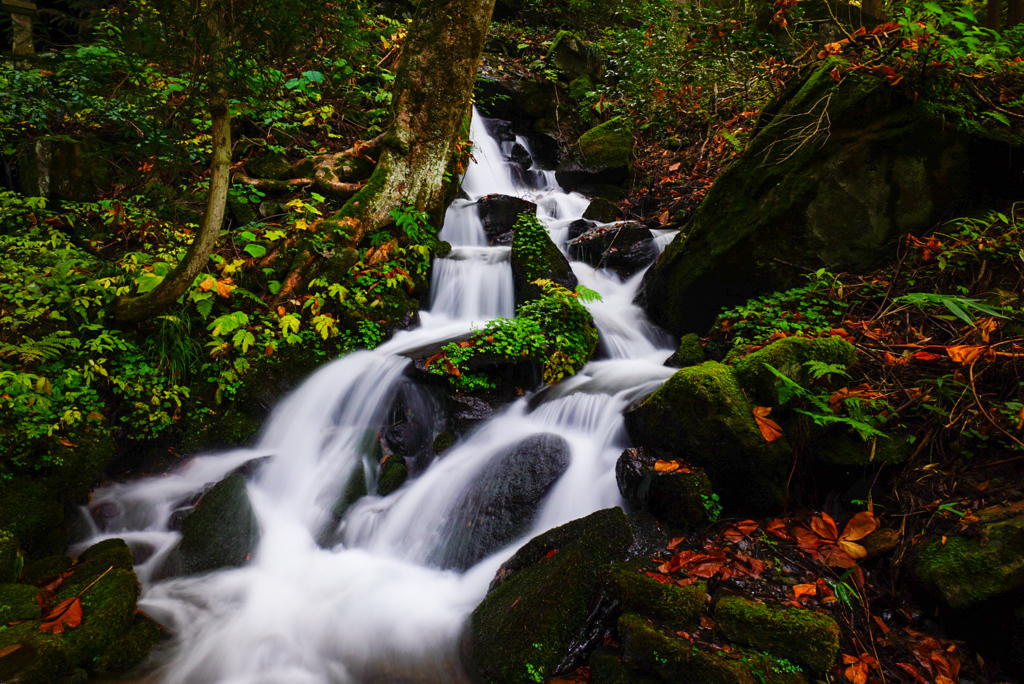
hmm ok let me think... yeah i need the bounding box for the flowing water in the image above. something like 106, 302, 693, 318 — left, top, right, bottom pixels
78, 109, 676, 684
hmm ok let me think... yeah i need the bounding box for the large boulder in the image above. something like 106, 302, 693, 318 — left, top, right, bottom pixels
511, 213, 577, 305
600, 560, 707, 630
179, 473, 260, 575
732, 335, 857, 407
638, 62, 1024, 335
567, 221, 657, 276
431, 433, 571, 570
465, 508, 634, 684
556, 117, 634, 193
615, 447, 716, 529
547, 31, 605, 83
0, 538, 161, 683
623, 362, 790, 514
476, 194, 537, 246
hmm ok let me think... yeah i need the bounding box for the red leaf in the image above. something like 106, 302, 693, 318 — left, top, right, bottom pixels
39, 597, 83, 634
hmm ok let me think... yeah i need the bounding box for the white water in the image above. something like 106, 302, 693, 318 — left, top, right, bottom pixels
77, 110, 674, 684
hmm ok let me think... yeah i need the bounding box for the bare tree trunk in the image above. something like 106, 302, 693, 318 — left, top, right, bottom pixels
862, 0, 884, 20
115, 7, 231, 323
1009, 0, 1023, 26
987, 0, 1001, 30
336, 0, 497, 233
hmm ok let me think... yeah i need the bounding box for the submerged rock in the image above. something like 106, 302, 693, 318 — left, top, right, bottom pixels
624, 362, 790, 514
466, 508, 634, 684
615, 447, 716, 529
179, 473, 260, 575
376, 453, 408, 496
639, 62, 1024, 335
432, 433, 571, 570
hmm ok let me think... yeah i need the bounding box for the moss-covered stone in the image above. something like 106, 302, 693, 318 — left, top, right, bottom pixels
246, 151, 292, 180
20, 554, 74, 586
377, 453, 408, 496
0, 530, 23, 583
573, 117, 633, 171
0, 582, 42, 622
582, 197, 620, 224
665, 333, 705, 369
639, 61, 1024, 336
511, 212, 578, 306
547, 31, 605, 82
714, 596, 840, 674
432, 431, 455, 455
619, 612, 808, 684
93, 614, 162, 672
914, 515, 1024, 611
615, 447, 716, 529
590, 650, 664, 684
466, 508, 634, 684
731, 336, 857, 407
179, 473, 259, 575
814, 429, 910, 467
569, 74, 594, 101
600, 560, 706, 630
623, 362, 790, 514
226, 194, 258, 227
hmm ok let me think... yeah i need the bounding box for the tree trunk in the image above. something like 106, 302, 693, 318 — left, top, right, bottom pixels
115, 8, 231, 323
862, 0, 884, 21
987, 0, 1001, 31
335, 0, 497, 233
1009, 0, 1023, 26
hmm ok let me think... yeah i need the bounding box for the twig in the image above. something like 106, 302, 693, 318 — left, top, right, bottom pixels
968, 358, 1024, 449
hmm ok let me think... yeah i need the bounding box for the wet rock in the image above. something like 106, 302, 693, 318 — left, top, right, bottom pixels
228, 455, 271, 479
433, 434, 571, 570
448, 393, 495, 432
483, 117, 516, 143
600, 560, 707, 630
623, 362, 790, 515
432, 431, 456, 455
511, 213, 578, 305
714, 595, 840, 674
0, 538, 159, 683
377, 453, 408, 497
476, 194, 537, 246
509, 142, 532, 169
665, 333, 705, 368
0, 583, 41, 622
381, 420, 430, 459
567, 218, 598, 241
567, 221, 656, 276
466, 508, 634, 684
615, 447, 716, 529
618, 612, 808, 684
20, 554, 73, 586
556, 117, 634, 194
179, 473, 260, 575
582, 197, 621, 223
639, 61, 1024, 336
732, 336, 857, 408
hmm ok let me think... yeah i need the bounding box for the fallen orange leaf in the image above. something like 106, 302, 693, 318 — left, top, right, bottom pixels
39, 597, 82, 634
752, 406, 784, 443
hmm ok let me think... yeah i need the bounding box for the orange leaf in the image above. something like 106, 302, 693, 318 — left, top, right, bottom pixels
667, 536, 686, 550
668, 162, 681, 172
752, 406, 784, 443
58, 439, 78, 448
654, 460, 680, 473
277, 306, 286, 316
0, 644, 22, 658
811, 514, 839, 543
841, 511, 878, 543
199, 276, 216, 292
39, 597, 82, 634
215, 279, 234, 298
793, 583, 817, 600
913, 351, 942, 361
946, 345, 988, 364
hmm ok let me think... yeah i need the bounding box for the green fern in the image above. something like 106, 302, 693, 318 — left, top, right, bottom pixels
0, 332, 80, 365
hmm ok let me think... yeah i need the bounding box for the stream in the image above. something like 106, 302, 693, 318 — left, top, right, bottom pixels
77, 110, 678, 684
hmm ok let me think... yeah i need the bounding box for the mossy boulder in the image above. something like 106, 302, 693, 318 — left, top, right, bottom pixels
0, 431, 116, 557
665, 333, 705, 369
714, 595, 840, 674
600, 560, 707, 630
511, 213, 578, 306
432, 431, 455, 455
639, 62, 1024, 336
547, 31, 605, 82
557, 117, 634, 193
615, 447, 716, 529
582, 197, 621, 224
431, 434, 571, 570
21, 555, 73, 586
245, 151, 292, 180
590, 650, 663, 684
377, 453, 408, 496
179, 473, 260, 575
914, 515, 1024, 611
227, 193, 258, 227
569, 74, 595, 101
0, 583, 42, 622
465, 507, 634, 684
731, 335, 857, 407
618, 612, 808, 684
0, 539, 158, 683
623, 362, 790, 514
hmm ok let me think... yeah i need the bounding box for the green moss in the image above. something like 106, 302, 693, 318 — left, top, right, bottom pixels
714, 596, 840, 674
432, 431, 455, 455
93, 615, 162, 672
20, 555, 74, 586
0, 582, 42, 622
732, 336, 857, 407
468, 508, 633, 684
246, 152, 292, 180
619, 612, 808, 684
666, 333, 705, 369
569, 74, 594, 101
179, 473, 260, 575
377, 453, 408, 496
914, 515, 1024, 611
600, 560, 706, 630
590, 651, 663, 684
582, 198, 620, 224
573, 117, 633, 171
511, 213, 577, 304
624, 362, 790, 514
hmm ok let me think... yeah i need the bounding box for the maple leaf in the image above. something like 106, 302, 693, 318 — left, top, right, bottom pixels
752, 407, 784, 443
39, 596, 83, 634
792, 583, 817, 601
842, 653, 878, 684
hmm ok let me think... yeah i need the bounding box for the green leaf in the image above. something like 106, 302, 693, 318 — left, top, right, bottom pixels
244, 243, 267, 258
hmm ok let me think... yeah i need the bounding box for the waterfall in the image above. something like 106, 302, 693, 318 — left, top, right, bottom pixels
77, 109, 675, 684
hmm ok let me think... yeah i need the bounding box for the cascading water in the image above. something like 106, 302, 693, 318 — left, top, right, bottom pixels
77, 109, 676, 683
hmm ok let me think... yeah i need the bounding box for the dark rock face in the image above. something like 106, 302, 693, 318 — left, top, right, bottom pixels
582, 197, 620, 223
475, 194, 537, 246
567, 221, 657, 276
615, 447, 715, 529
179, 473, 260, 575
639, 62, 1024, 336
431, 433, 571, 571
465, 508, 634, 684
566, 218, 598, 241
